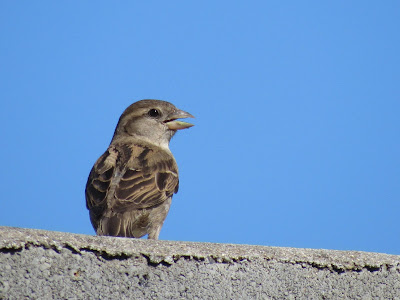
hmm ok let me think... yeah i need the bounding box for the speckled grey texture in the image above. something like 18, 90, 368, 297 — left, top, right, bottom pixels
0, 227, 399, 299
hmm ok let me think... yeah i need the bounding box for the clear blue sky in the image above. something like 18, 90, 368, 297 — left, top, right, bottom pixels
1, 2, 399, 255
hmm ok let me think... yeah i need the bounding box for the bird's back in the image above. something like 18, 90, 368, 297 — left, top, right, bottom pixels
85, 140, 179, 239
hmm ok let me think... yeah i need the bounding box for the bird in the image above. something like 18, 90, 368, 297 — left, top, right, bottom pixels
85, 99, 194, 240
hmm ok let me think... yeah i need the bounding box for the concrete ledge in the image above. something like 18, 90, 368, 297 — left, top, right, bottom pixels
1, 226, 399, 299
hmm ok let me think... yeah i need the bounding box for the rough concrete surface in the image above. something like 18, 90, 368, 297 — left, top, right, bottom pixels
0, 227, 399, 299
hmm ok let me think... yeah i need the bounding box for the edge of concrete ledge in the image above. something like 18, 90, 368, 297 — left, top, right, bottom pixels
1, 226, 399, 272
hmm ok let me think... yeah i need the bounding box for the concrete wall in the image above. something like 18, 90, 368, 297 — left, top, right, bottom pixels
0, 226, 399, 299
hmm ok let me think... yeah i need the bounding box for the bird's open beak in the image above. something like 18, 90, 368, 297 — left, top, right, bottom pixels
165, 109, 195, 130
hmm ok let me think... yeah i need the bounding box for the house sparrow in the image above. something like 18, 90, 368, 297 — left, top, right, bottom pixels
85, 99, 194, 240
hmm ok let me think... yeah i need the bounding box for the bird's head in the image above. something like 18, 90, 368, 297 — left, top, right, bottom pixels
112, 99, 194, 148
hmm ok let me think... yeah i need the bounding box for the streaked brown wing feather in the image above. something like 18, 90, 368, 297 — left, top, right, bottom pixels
85, 146, 119, 228
111, 144, 179, 212
85, 143, 179, 230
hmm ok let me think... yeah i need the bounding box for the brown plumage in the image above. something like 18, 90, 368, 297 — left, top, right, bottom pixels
86, 100, 194, 239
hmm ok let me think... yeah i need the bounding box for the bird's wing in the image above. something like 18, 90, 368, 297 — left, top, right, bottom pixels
85, 146, 118, 228
86, 143, 179, 222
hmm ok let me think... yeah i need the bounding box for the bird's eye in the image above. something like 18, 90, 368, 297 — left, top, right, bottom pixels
148, 108, 160, 118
